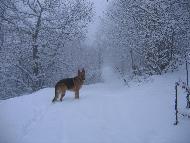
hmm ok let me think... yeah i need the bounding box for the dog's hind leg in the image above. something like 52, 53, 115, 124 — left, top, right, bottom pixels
52, 96, 57, 103
60, 91, 66, 102
52, 88, 59, 103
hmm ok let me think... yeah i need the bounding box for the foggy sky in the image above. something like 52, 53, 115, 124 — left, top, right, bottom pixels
85, 0, 108, 46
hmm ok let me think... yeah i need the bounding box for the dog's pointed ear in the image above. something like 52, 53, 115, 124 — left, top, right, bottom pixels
82, 68, 85, 73
78, 69, 80, 75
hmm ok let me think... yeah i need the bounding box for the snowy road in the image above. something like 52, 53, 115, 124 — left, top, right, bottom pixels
0, 71, 190, 143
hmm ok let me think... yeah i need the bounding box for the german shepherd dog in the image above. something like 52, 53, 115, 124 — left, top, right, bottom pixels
52, 68, 85, 102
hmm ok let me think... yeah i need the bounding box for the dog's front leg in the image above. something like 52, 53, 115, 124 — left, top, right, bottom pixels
75, 90, 79, 99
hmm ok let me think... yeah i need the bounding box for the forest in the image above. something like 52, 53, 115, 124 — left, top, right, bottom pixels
0, 0, 190, 99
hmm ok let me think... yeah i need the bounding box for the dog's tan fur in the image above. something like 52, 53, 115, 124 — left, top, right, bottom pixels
52, 68, 85, 102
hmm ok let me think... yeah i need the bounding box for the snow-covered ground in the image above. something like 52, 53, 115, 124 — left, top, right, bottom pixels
0, 68, 190, 143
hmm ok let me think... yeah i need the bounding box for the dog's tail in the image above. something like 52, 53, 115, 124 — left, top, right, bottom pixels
52, 86, 57, 103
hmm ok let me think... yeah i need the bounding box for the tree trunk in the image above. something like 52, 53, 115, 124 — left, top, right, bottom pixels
185, 54, 190, 108
0, 9, 5, 51
31, 10, 43, 91
170, 27, 175, 62
130, 48, 137, 75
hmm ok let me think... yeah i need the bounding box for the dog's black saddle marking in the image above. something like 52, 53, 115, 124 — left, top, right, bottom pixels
57, 78, 74, 89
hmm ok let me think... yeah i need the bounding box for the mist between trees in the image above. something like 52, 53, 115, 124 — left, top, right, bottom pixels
0, 0, 190, 99
97, 0, 190, 81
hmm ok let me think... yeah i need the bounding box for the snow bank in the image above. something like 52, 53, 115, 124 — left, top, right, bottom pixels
0, 70, 189, 143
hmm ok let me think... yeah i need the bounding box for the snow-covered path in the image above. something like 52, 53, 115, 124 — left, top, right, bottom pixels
0, 71, 189, 143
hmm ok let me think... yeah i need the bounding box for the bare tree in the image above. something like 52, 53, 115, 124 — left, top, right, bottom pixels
0, 0, 93, 99
97, 0, 190, 77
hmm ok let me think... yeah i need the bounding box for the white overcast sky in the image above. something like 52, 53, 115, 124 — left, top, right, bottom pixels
85, 0, 108, 46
